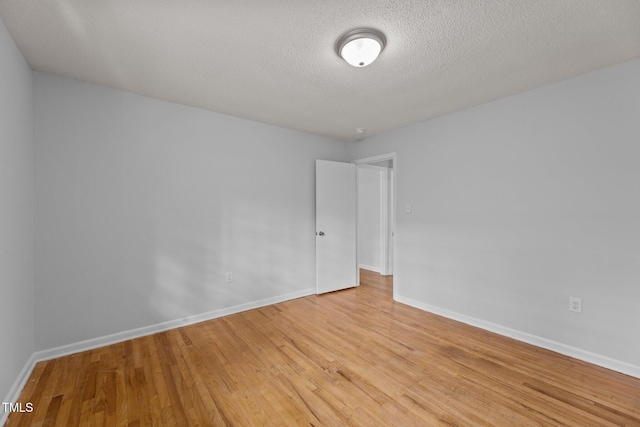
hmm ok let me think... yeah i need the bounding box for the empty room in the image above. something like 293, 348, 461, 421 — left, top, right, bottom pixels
1, 1, 640, 425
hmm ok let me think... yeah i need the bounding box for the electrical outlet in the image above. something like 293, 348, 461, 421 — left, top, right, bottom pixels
569, 297, 582, 313
225, 272, 233, 283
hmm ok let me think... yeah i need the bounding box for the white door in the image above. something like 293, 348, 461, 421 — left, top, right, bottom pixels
316, 160, 357, 294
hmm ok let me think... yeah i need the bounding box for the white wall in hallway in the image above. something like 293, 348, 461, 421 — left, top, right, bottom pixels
358, 167, 382, 272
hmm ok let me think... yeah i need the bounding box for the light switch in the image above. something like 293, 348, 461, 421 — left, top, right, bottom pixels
405, 204, 412, 214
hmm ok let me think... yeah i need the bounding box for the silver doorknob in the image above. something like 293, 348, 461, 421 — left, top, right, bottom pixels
318, 231, 325, 236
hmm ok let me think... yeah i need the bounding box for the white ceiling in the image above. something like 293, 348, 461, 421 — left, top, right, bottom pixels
1, 1, 639, 141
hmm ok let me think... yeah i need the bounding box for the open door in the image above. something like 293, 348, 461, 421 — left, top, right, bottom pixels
315, 160, 357, 294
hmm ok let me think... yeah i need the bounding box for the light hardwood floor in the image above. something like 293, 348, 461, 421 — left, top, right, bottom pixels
7, 270, 640, 426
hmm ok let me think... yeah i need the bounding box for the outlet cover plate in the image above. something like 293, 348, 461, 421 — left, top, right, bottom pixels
569, 297, 582, 313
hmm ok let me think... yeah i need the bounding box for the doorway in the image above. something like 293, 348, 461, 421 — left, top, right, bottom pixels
355, 153, 396, 293
314, 154, 396, 296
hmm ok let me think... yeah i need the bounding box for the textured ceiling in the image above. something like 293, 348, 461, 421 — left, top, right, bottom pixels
1, 1, 639, 141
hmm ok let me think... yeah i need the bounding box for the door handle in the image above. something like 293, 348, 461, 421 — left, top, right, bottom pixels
317, 231, 325, 236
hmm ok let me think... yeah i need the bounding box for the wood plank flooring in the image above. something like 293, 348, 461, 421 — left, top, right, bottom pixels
7, 270, 640, 426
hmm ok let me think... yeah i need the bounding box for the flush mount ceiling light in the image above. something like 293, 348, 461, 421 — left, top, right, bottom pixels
336, 28, 386, 67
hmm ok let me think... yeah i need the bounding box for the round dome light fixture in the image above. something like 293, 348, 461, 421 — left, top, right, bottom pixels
336, 28, 386, 67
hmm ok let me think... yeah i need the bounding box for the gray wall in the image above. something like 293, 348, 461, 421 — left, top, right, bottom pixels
348, 59, 640, 368
0, 18, 34, 402
34, 72, 348, 350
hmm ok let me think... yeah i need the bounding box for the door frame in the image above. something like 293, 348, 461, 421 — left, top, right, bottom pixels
354, 153, 397, 297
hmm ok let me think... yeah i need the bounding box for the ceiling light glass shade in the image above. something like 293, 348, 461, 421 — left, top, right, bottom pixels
336, 28, 386, 67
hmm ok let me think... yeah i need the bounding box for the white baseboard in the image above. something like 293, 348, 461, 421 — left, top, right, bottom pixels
34, 287, 315, 363
359, 264, 381, 273
395, 295, 640, 379
1, 353, 37, 426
